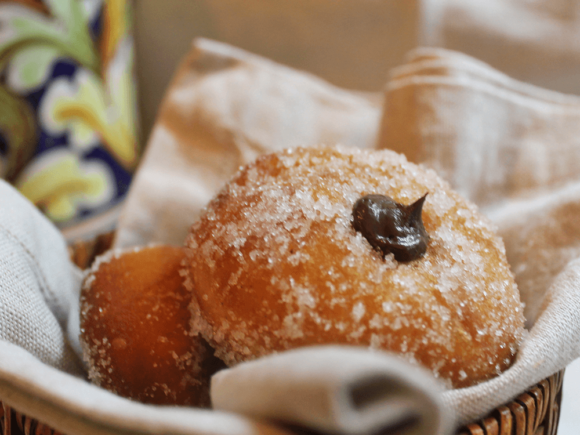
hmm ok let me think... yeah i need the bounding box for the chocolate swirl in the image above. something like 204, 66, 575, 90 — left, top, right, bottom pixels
352, 194, 429, 262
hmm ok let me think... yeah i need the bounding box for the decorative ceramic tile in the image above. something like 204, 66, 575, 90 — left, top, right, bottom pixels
0, 0, 139, 231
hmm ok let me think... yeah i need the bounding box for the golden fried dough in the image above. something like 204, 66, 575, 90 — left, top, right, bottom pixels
80, 245, 223, 406
184, 146, 525, 388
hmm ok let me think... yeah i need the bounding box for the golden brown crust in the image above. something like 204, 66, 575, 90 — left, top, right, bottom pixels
184, 145, 525, 388
80, 245, 223, 406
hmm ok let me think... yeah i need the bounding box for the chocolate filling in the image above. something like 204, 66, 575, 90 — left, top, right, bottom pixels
352, 194, 429, 262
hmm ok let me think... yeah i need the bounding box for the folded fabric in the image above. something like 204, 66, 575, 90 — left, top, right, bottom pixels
114, 38, 380, 249
378, 47, 580, 426
212, 346, 453, 435
379, 47, 580, 209
0, 180, 83, 375
379, 47, 580, 320
424, 0, 580, 95
0, 341, 291, 435
489, 180, 580, 326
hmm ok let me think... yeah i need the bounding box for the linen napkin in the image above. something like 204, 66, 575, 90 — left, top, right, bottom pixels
379, 47, 580, 209
423, 0, 580, 96
0, 342, 292, 435
212, 347, 452, 435
489, 181, 580, 326
114, 37, 380, 249
0, 179, 83, 376
378, 47, 580, 425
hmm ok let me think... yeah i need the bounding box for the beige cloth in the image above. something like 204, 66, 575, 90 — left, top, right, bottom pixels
378, 47, 580, 324
423, 0, 580, 96
443, 257, 580, 425
0, 342, 291, 435
115, 38, 380, 249
490, 181, 580, 327
379, 47, 580, 209
0, 180, 83, 376
212, 347, 452, 435
378, 47, 580, 425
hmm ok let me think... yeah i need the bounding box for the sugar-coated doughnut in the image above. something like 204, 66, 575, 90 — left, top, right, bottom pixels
80, 245, 223, 406
184, 146, 525, 388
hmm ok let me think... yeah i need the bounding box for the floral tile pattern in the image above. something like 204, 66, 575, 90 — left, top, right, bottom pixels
0, 0, 138, 228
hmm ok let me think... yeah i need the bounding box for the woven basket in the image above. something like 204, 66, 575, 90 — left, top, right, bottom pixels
0, 233, 566, 435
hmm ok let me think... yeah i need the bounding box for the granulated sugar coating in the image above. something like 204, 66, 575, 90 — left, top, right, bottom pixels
80, 245, 224, 406
184, 146, 525, 388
